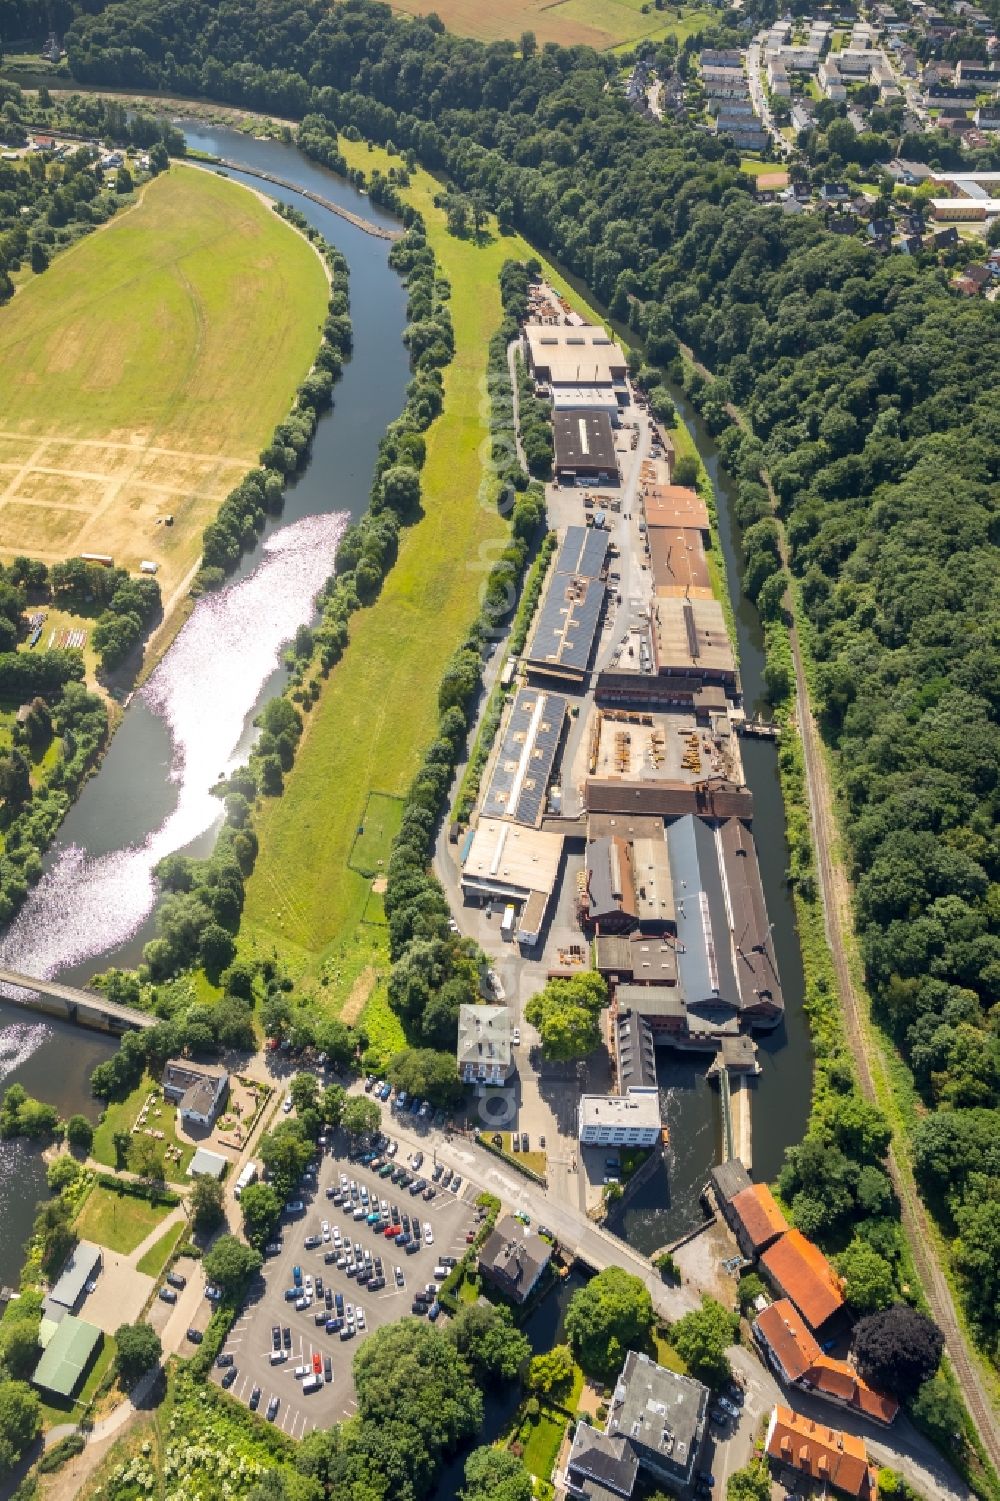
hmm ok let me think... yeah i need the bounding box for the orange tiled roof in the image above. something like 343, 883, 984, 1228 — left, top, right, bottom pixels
731, 1183, 789, 1252
755, 1299, 821, 1381
755, 1301, 899, 1427
767, 1405, 876, 1500
643, 485, 710, 532
762, 1229, 844, 1329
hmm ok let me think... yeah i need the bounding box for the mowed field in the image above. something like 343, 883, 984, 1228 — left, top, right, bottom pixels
384, 0, 714, 51
0, 166, 327, 599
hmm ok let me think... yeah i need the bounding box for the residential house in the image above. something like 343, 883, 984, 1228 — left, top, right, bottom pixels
765, 1406, 879, 1501
897, 233, 924, 253
867, 217, 894, 241
754, 1300, 899, 1426
974, 104, 1000, 128
761, 1229, 845, 1333
457, 1004, 513, 1086
820, 183, 851, 203
477, 1215, 550, 1304
161, 1059, 228, 1128
565, 1351, 709, 1498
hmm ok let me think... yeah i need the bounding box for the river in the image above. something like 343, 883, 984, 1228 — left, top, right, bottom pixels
0, 125, 811, 1286
0, 126, 410, 1285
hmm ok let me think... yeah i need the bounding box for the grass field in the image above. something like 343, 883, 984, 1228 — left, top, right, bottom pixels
239, 142, 611, 1048
347, 791, 405, 877
74, 1182, 173, 1254
0, 165, 326, 601
91, 1075, 196, 1183
518, 1403, 568, 1480
136, 1219, 185, 1278
383, 0, 714, 51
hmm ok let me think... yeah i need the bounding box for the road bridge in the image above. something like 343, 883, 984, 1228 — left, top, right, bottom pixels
0, 969, 154, 1033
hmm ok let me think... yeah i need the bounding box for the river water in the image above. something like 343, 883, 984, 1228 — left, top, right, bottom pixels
0, 125, 811, 1286
0, 127, 409, 1285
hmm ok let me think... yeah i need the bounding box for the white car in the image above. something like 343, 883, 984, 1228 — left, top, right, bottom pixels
283, 1096, 293, 1113
321, 1220, 331, 1241
423, 1223, 434, 1245
356, 1308, 366, 1329
487, 969, 505, 1002
511, 1027, 521, 1045
332, 1227, 341, 1246
340, 1172, 349, 1188
304, 1275, 313, 1293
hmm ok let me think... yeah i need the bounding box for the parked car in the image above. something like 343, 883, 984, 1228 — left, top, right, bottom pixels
216, 1353, 234, 1368
271, 1326, 281, 1351
158, 1287, 177, 1304
186, 1328, 203, 1344
379, 1082, 392, 1101
284, 1200, 304, 1215
266, 1396, 280, 1422
221, 1365, 238, 1389
166, 1271, 187, 1290
249, 1385, 261, 1410
205, 1285, 222, 1301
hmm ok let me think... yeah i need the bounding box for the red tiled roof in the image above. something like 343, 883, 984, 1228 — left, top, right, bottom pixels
731, 1183, 788, 1252
761, 1230, 844, 1329
755, 1299, 820, 1382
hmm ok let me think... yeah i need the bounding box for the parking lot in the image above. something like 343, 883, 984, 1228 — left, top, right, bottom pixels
211, 1132, 478, 1437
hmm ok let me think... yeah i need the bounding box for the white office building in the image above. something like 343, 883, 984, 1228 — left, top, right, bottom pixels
578, 1086, 661, 1146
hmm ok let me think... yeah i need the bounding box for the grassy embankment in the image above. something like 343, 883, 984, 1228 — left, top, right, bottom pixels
238, 141, 613, 1050
0, 165, 326, 626
380, 0, 714, 52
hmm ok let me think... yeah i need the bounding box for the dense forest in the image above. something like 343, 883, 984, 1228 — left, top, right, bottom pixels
39, 0, 1000, 1359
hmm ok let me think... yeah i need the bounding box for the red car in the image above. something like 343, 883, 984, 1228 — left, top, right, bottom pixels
312, 1351, 322, 1375
384, 1224, 401, 1238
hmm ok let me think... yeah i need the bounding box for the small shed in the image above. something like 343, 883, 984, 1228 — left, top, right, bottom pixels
187, 1147, 229, 1180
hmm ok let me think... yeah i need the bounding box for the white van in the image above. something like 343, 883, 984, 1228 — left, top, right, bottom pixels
294, 1364, 310, 1380
302, 1374, 322, 1395
433, 1265, 449, 1280
269, 1350, 287, 1366
500, 904, 516, 941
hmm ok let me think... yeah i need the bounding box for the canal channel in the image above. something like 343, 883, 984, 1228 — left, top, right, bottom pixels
0, 125, 811, 1285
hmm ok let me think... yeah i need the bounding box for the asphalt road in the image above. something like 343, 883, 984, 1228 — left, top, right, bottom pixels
210, 1137, 476, 1437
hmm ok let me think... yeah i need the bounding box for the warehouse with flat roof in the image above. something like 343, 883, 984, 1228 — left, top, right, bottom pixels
47, 1241, 102, 1312
525, 324, 628, 388
482, 688, 567, 827
460, 818, 564, 945
553, 409, 620, 485
653, 597, 737, 686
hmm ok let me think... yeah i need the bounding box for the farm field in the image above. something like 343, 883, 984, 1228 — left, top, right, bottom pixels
239, 140, 609, 1053
383, 0, 714, 51
0, 165, 327, 602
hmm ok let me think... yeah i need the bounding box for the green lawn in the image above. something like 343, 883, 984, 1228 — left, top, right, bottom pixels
347, 791, 405, 877
136, 1219, 185, 1278
654, 1331, 689, 1376
240, 140, 618, 1011
74, 1183, 173, 1255
91, 1075, 196, 1183
518, 1405, 568, 1481
0, 165, 326, 598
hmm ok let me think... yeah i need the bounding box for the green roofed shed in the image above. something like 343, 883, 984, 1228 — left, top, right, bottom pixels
32, 1315, 102, 1398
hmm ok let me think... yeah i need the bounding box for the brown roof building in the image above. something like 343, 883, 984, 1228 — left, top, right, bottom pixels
728, 1183, 788, 1258
761, 1230, 845, 1331
477, 1215, 551, 1305
765, 1406, 878, 1500
648, 526, 712, 598
754, 1300, 898, 1426
643, 485, 711, 535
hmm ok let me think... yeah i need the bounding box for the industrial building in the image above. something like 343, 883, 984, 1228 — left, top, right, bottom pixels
524, 324, 628, 392
460, 818, 564, 945
553, 409, 620, 485
652, 598, 737, 686
581, 831, 674, 932
481, 687, 567, 827
666, 813, 784, 1025
457, 1004, 514, 1086
648, 526, 712, 597
578, 1085, 662, 1146
524, 525, 609, 683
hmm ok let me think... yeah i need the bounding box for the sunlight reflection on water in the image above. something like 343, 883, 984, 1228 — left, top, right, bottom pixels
0, 511, 347, 981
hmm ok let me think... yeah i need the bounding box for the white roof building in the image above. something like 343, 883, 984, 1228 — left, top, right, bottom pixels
579, 1086, 661, 1146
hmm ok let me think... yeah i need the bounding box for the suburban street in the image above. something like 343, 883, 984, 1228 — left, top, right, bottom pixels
746, 40, 790, 157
